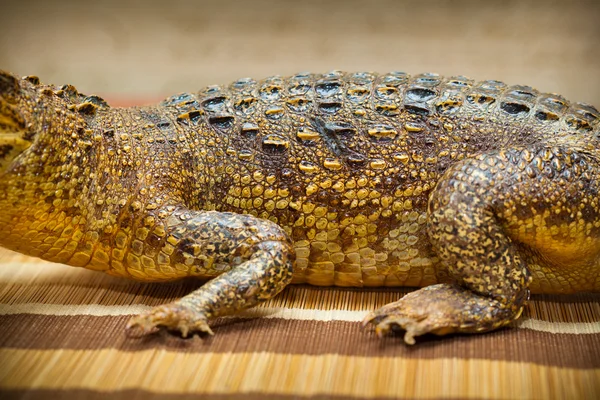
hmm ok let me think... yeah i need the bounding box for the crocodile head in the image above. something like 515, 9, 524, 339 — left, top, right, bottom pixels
0, 70, 39, 173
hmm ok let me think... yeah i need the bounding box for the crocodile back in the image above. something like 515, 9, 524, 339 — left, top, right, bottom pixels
165, 71, 600, 180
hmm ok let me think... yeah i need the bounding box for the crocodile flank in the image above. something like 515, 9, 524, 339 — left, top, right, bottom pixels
1, 70, 599, 343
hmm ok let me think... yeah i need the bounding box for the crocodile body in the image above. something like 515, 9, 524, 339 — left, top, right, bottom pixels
0, 70, 599, 343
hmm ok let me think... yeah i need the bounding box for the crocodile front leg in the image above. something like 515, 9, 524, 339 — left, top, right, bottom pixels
365, 146, 600, 344
126, 207, 294, 337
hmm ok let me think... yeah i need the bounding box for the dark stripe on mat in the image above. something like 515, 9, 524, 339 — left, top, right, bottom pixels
1, 314, 599, 368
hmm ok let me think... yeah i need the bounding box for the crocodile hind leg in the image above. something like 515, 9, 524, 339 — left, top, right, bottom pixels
364, 146, 600, 344
126, 208, 294, 337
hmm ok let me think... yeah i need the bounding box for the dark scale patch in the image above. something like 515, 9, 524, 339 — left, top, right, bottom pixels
346, 153, 367, 168
233, 97, 257, 114
237, 149, 254, 160
534, 110, 560, 121
176, 110, 203, 124
435, 93, 463, 115
405, 88, 437, 102
366, 124, 398, 141
162, 93, 197, 108
295, 126, 319, 147
318, 102, 343, 114
240, 122, 259, 138
208, 115, 235, 130
265, 107, 285, 120
315, 81, 342, 97
286, 97, 312, 113
375, 85, 398, 99
500, 102, 530, 115
375, 103, 400, 116
346, 87, 369, 103
145, 233, 163, 250
259, 84, 282, 101
261, 134, 289, 154
403, 86, 436, 117
287, 73, 312, 95
404, 104, 430, 116
467, 93, 496, 106
311, 118, 365, 166
288, 81, 311, 96
201, 96, 228, 113
320, 120, 356, 137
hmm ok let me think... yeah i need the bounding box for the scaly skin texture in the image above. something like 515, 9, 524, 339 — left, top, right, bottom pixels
0, 70, 599, 344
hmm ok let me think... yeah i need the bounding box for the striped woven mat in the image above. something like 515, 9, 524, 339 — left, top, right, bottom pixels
0, 248, 599, 399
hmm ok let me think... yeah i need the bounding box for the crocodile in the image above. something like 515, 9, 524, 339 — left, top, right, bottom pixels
0, 69, 599, 345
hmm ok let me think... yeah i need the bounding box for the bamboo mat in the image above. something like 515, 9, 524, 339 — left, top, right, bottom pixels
0, 248, 599, 399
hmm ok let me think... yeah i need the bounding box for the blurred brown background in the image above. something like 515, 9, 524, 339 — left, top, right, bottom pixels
0, 0, 599, 105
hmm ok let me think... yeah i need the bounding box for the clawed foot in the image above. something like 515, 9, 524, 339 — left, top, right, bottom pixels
362, 284, 499, 345
126, 303, 213, 338
362, 304, 454, 345
363, 312, 442, 345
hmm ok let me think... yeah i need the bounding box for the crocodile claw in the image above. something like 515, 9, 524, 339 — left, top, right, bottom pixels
126, 303, 213, 338
363, 310, 429, 345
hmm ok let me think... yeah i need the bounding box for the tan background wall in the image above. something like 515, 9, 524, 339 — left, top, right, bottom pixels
0, 0, 599, 105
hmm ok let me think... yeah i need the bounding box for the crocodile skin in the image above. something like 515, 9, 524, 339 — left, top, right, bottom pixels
1, 70, 599, 342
